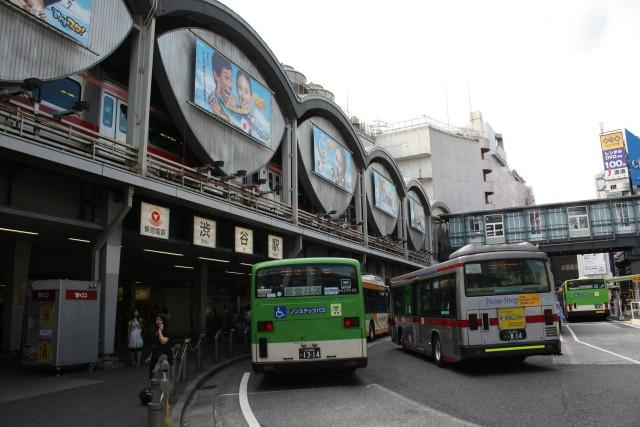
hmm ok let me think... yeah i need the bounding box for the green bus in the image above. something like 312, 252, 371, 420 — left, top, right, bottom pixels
251, 258, 367, 373
559, 277, 609, 321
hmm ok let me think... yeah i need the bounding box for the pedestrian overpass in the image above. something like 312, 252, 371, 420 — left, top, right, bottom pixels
438, 196, 640, 271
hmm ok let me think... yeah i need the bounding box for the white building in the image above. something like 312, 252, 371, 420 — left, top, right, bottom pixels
369, 111, 534, 214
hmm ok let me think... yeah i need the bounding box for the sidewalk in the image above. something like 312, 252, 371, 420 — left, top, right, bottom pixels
0, 333, 250, 427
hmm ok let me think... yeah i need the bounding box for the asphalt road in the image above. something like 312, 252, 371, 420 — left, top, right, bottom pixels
184, 319, 640, 427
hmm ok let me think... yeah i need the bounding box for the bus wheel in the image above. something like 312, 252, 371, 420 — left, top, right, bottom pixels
368, 322, 375, 342
432, 334, 445, 367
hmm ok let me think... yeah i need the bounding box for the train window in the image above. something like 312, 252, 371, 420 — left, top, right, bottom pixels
37, 79, 81, 111
148, 114, 183, 155
102, 96, 114, 128
119, 104, 128, 134
275, 174, 281, 194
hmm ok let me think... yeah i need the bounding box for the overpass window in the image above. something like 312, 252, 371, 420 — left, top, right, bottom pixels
615, 202, 630, 226
38, 78, 81, 111
485, 214, 504, 237
468, 216, 481, 236
529, 211, 542, 235
567, 206, 589, 230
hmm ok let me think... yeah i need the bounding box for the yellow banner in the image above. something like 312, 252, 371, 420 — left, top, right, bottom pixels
517, 294, 541, 307
498, 307, 526, 330
600, 132, 624, 150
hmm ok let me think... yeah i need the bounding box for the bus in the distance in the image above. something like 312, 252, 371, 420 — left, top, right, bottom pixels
251, 258, 367, 373
390, 243, 561, 366
362, 274, 390, 341
559, 277, 609, 321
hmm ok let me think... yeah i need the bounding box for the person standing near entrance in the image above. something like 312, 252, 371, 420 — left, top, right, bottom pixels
127, 309, 144, 367
145, 314, 172, 379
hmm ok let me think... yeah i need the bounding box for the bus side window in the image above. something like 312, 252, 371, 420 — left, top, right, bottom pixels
392, 288, 403, 316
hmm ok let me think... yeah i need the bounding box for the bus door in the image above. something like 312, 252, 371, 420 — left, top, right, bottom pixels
99, 92, 127, 144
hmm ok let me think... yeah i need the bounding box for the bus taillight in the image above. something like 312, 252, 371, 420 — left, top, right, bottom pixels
258, 321, 274, 332
544, 309, 553, 325
605, 303, 609, 309
343, 317, 360, 328
469, 313, 479, 330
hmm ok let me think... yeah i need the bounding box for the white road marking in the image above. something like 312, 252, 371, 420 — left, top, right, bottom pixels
611, 319, 640, 330
564, 325, 640, 365
239, 372, 261, 427
369, 383, 479, 426
367, 336, 391, 348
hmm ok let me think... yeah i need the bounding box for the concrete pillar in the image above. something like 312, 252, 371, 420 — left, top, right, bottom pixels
281, 123, 291, 205
290, 119, 298, 225
193, 262, 208, 333
355, 171, 363, 231
97, 191, 124, 355
128, 16, 156, 175
2, 240, 30, 352
400, 196, 409, 257
361, 172, 368, 246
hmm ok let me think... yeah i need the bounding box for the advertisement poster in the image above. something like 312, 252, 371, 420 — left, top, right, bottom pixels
602, 147, 628, 171
372, 170, 398, 218
193, 38, 272, 147
8, 0, 93, 47
312, 125, 353, 193
408, 196, 425, 233
626, 129, 640, 191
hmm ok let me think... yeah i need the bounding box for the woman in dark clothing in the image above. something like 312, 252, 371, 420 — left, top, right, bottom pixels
145, 314, 172, 379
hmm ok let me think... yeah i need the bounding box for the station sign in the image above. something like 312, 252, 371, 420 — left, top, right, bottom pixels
193, 216, 216, 248
140, 202, 169, 240
235, 226, 253, 254
268, 234, 283, 259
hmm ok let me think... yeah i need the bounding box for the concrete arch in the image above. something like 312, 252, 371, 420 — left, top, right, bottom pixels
430, 201, 452, 217
365, 147, 407, 197
405, 178, 431, 215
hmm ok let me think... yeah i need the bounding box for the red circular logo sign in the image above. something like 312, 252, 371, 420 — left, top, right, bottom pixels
150, 210, 162, 227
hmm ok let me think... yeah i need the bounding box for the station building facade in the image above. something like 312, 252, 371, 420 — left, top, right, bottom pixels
0, 0, 433, 356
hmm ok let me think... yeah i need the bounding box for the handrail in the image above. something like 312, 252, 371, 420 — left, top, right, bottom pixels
0, 100, 430, 266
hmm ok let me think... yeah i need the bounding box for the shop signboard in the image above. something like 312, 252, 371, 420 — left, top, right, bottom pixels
140, 202, 169, 239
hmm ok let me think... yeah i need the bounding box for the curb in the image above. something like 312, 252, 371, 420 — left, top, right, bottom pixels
172, 354, 250, 427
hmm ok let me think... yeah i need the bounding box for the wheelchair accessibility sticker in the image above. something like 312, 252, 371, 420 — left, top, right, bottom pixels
274, 306, 287, 319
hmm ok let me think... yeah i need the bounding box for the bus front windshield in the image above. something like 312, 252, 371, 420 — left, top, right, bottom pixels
255, 264, 358, 298
566, 279, 606, 290
464, 259, 551, 297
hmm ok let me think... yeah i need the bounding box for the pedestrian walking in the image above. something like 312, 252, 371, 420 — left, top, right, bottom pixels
127, 309, 144, 367
145, 314, 173, 378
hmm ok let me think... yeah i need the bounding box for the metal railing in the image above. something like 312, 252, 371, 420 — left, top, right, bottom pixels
0, 99, 430, 266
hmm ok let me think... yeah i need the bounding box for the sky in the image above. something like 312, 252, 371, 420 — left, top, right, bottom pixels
220, 0, 640, 204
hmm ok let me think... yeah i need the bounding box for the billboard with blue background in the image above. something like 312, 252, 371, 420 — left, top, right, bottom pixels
8, 0, 93, 47
312, 125, 353, 193
193, 38, 272, 148
373, 170, 398, 218
625, 129, 640, 192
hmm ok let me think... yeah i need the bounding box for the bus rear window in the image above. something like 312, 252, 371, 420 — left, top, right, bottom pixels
464, 259, 550, 297
255, 264, 357, 298
566, 280, 606, 290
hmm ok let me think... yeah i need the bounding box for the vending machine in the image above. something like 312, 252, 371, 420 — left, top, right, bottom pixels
23, 280, 101, 369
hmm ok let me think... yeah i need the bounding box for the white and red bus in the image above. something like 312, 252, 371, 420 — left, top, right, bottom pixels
390, 242, 561, 365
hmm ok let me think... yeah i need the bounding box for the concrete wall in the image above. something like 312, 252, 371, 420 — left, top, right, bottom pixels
0, 0, 132, 82
429, 128, 485, 213
297, 117, 356, 215
156, 28, 286, 174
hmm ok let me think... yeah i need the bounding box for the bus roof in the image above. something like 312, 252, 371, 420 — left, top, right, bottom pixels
252, 257, 360, 273
362, 274, 386, 288
449, 242, 540, 259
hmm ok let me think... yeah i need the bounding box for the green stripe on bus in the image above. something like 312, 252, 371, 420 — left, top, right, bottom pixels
484, 345, 546, 353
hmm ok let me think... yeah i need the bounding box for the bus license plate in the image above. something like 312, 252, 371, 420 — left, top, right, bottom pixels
299, 348, 321, 360
500, 329, 526, 341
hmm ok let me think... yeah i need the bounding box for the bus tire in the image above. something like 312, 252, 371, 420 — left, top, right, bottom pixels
432, 334, 445, 367
368, 322, 375, 342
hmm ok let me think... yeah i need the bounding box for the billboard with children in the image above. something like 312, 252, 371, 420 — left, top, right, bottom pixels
372, 170, 398, 218
312, 125, 354, 193
193, 37, 272, 148
7, 0, 93, 47
408, 196, 426, 233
